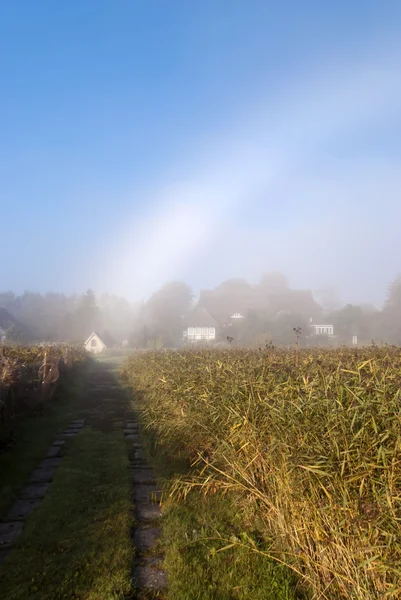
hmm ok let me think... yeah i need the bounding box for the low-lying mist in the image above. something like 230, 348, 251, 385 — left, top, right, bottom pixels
1, 269, 401, 348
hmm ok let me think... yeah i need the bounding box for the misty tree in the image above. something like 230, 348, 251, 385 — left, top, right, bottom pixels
129, 324, 150, 349
0, 292, 17, 313
73, 289, 100, 340
99, 293, 137, 341
38, 293, 75, 340
271, 311, 308, 346
0, 307, 33, 343
260, 271, 289, 294
236, 309, 272, 345
326, 304, 367, 343
314, 287, 342, 315
213, 278, 252, 295
381, 275, 401, 344
0, 271, 399, 347
145, 281, 193, 347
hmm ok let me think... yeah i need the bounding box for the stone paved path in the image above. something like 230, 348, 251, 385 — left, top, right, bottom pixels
0, 419, 85, 564
125, 416, 167, 594
0, 362, 167, 597
86, 365, 168, 596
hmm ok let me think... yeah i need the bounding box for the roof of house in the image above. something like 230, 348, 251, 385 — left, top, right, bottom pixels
198, 289, 263, 324
0, 307, 33, 341
84, 331, 107, 346
191, 287, 322, 325
84, 330, 116, 348
183, 305, 220, 327
266, 289, 322, 319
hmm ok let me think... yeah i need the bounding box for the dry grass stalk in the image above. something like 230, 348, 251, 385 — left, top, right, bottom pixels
122, 346, 401, 599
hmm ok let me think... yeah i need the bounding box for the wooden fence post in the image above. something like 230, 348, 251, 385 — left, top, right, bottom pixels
41, 351, 51, 403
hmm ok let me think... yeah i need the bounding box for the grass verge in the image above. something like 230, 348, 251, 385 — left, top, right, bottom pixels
130, 405, 300, 600
162, 494, 300, 600
0, 427, 133, 600
0, 366, 87, 518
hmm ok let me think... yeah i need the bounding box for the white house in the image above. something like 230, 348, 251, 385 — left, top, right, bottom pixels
183, 306, 219, 342
185, 326, 217, 342
84, 331, 108, 354
311, 324, 334, 336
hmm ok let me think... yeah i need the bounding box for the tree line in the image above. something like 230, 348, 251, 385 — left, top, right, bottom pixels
1, 272, 401, 347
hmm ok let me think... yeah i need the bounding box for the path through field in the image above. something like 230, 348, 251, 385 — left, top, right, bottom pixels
92, 362, 167, 596
0, 359, 167, 600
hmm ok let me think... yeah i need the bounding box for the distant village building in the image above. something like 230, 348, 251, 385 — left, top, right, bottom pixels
84, 332, 107, 354
183, 284, 325, 344
183, 306, 218, 342
310, 324, 334, 336
84, 331, 116, 354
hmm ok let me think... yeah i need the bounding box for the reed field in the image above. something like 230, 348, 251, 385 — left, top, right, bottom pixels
0, 344, 87, 446
0, 344, 87, 388
122, 346, 401, 600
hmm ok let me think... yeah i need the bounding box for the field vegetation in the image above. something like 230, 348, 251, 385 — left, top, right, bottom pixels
0, 344, 86, 387
0, 360, 133, 600
0, 344, 87, 438
0, 344, 88, 518
123, 346, 401, 600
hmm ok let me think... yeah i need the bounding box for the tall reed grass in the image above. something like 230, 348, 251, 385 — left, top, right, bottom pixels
123, 347, 401, 599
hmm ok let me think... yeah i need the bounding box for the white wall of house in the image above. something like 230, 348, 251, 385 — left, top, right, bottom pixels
84, 333, 107, 354
311, 324, 334, 336
184, 327, 216, 341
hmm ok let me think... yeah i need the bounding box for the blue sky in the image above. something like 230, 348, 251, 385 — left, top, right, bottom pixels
1, 1, 401, 305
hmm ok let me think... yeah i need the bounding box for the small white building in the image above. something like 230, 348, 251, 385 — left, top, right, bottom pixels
311, 324, 334, 336
183, 306, 219, 342
84, 331, 107, 354
185, 326, 217, 341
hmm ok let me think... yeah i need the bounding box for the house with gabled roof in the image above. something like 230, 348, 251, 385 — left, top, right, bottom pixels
84, 331, 116, 354
183, 305, 220, 342
183, 281, 324, 344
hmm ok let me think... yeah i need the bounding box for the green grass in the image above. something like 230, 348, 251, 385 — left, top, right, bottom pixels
162, 494, 300, 600
96, 352, 132, 367
0, 366, 87, 518
0, 427, 134, 600
128, 397, 300, 600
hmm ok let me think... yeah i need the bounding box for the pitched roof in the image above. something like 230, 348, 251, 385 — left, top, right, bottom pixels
266, 289, 322, 318
198, 288, 265, 323
84, 330, 117, 348
183, 305, 220, 327
84, 331, 107, 346
0, 307, 33, 341
194, 287, 322, 323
